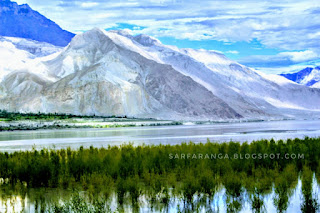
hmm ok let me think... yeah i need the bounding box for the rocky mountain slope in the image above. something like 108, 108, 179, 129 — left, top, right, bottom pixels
0, 0, 74, 46
0, 29, 320, 120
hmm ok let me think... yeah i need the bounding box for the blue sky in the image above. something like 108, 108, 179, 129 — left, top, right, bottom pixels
15, 0, 320, 73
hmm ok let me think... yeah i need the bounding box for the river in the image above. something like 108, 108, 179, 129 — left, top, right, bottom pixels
0, 119, 320, 152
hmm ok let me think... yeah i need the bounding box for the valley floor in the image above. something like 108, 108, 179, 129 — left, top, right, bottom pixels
0, 110, 182, 131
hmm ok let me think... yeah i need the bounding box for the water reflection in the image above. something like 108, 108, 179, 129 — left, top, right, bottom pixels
1, 174, 320, 212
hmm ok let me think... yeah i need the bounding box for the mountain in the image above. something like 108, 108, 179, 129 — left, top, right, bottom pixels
313, 82, 320, 88
0, 36, 62, 57
0, 0, 75, 46
0, 36, 60, 83
280, 67, 320, 87
0, 28, 320, 120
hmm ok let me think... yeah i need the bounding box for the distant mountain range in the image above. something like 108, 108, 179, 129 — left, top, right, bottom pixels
0, 0, 74, 46
280, 67, 320, 88
0, 0, 320, 120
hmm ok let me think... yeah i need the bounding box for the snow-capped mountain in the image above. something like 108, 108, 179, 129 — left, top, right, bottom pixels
0, 36, 60, 82
0, 28, 320, 120
280, 67, 320, 87
0, 36, 62, 57
0, 0, 74, 46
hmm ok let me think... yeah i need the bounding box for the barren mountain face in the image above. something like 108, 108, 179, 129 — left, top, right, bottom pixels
0, 29, 320, 120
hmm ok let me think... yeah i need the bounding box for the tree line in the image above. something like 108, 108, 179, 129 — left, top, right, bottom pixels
0, 110, 137, 121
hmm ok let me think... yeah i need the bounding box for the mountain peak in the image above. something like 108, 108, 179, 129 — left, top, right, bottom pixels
90, 27, 105, 33
280, 66, 320, 86
83, 27, 106, 37
69, 28, 107, 45
19, 3, 31, 9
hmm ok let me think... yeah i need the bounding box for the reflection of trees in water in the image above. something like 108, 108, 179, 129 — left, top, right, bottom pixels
0, 171, 319, 213
246, 169, 273, 213
301, 166, 319, 213
273, 164, 298, 213
224, 173, 244, 213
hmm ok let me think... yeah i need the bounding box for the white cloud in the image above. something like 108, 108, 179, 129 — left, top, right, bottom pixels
239, 50, 320, 73
279, 50, 318, 63
226, 50, 239, 54
80, 2, 99, 8
13, 0, 320, 52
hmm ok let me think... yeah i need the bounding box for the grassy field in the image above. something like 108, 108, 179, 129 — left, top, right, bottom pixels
0, 137, 320, 212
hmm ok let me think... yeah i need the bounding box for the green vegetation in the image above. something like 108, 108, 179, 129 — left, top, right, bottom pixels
0, 124, 93, 131
0, 121, 183, 131
0, 110, 183, 131
0, 137, 320, 212
0, 110, 133, 121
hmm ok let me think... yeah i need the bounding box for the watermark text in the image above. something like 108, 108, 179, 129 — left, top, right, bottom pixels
169, 153, 304, 160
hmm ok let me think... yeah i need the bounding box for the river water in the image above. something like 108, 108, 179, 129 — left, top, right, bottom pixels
1, 177, 319, 213
0, 120, 319, 152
